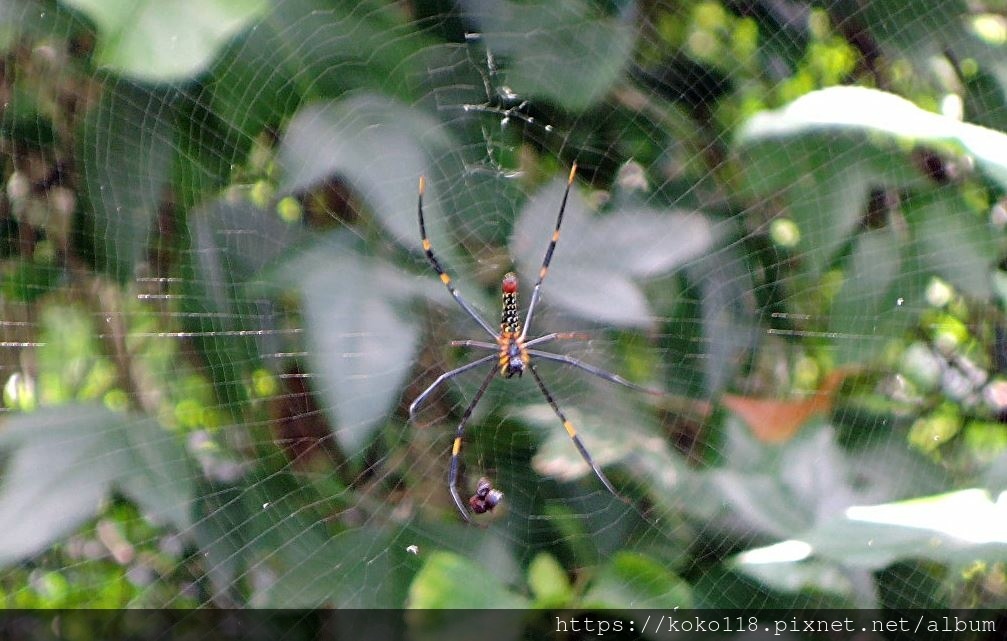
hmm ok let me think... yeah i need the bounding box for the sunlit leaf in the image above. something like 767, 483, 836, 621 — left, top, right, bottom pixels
738, 85, 1007, 189
64, 0, 268, 82
738, 489, 1007, 582
407, 550, 529, 610
527, 552, 572, 606
583, 551, 693, 609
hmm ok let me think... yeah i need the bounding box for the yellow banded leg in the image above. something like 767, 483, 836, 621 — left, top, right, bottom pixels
447, 364, 499, 521
528, 363, 619, 497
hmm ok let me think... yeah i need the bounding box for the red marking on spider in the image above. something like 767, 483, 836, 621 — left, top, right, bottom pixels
502, 273, 518, 294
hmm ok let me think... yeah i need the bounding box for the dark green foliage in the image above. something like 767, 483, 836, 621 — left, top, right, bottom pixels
0, 0, 1005, 617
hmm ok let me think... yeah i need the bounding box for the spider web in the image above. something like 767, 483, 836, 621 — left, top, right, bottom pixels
0, 0, 1006, 618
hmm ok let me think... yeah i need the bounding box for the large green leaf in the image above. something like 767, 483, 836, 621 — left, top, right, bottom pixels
279, 94, 453, 249
809, 489, 1007, 567
63, 0, 268, 82
272, 237, 421, 459
512, 178, 715, 328
0, 405, 193, 566
461, 0, 635, 111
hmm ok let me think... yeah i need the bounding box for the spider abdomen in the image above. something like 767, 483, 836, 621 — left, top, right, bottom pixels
500, 272, 521, 334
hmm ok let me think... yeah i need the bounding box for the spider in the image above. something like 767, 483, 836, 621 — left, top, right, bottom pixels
411, 164, 661, 521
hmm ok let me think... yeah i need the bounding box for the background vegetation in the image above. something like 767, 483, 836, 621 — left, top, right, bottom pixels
0, 0, 1006, 622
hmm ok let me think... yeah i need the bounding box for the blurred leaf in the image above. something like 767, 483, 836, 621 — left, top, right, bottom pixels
512, 178, 715, 328
79, 81, 176, 283
0, 1, 93, 54
257, 527, 408, 607
738, 86, 1007, 190
827, 187, 993, 365
828, 226, 919, 365
1, 260, 60, 302
687, 249, 759, 395
709, 420, 946, 541
733, 555, 860, 606
461, 0, 635, 110
186, 196, 305, 401
906, 188, 994, 299
582, 551, 692, 609
273, 237, 419, 458
0, 405, 193, 566
527, 552, 572, 606
851, 0, 967, 56
63, 0, 268, 82
190, 482, 246, 605
0, 83, 56, 149
523, 402, 657, 484
407, 550, 529, 610
279, 94, 452, 248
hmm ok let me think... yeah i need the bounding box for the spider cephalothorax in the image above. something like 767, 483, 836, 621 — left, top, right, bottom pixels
411, 164, 662, 521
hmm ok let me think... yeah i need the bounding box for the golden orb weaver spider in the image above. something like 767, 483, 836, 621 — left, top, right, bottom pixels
411, 164, 662, 521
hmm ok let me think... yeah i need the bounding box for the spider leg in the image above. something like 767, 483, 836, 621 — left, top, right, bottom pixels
527, 350, 664, 396
418, 177, 498, 339
448, 364, 499, 522
520, 164, 577, 341
449, 340, 498, 350
527, 363, 621, 499
409, 353, 497, 420
522, 331, 590, 349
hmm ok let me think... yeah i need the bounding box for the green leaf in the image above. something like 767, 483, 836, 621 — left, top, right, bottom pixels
463, 0, 635, 110
527, 553, 572, 607
407, 551, 530, 609
583, 551, 692, 609
79, 81, 177, 283
512, 178, 715, 328
63, 0, 268, 82
0, 405, 193, 566
737, 85, 1007, 191
279, 94, 452, 248
710, 419, 946, 542
273, 237, 419, 458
